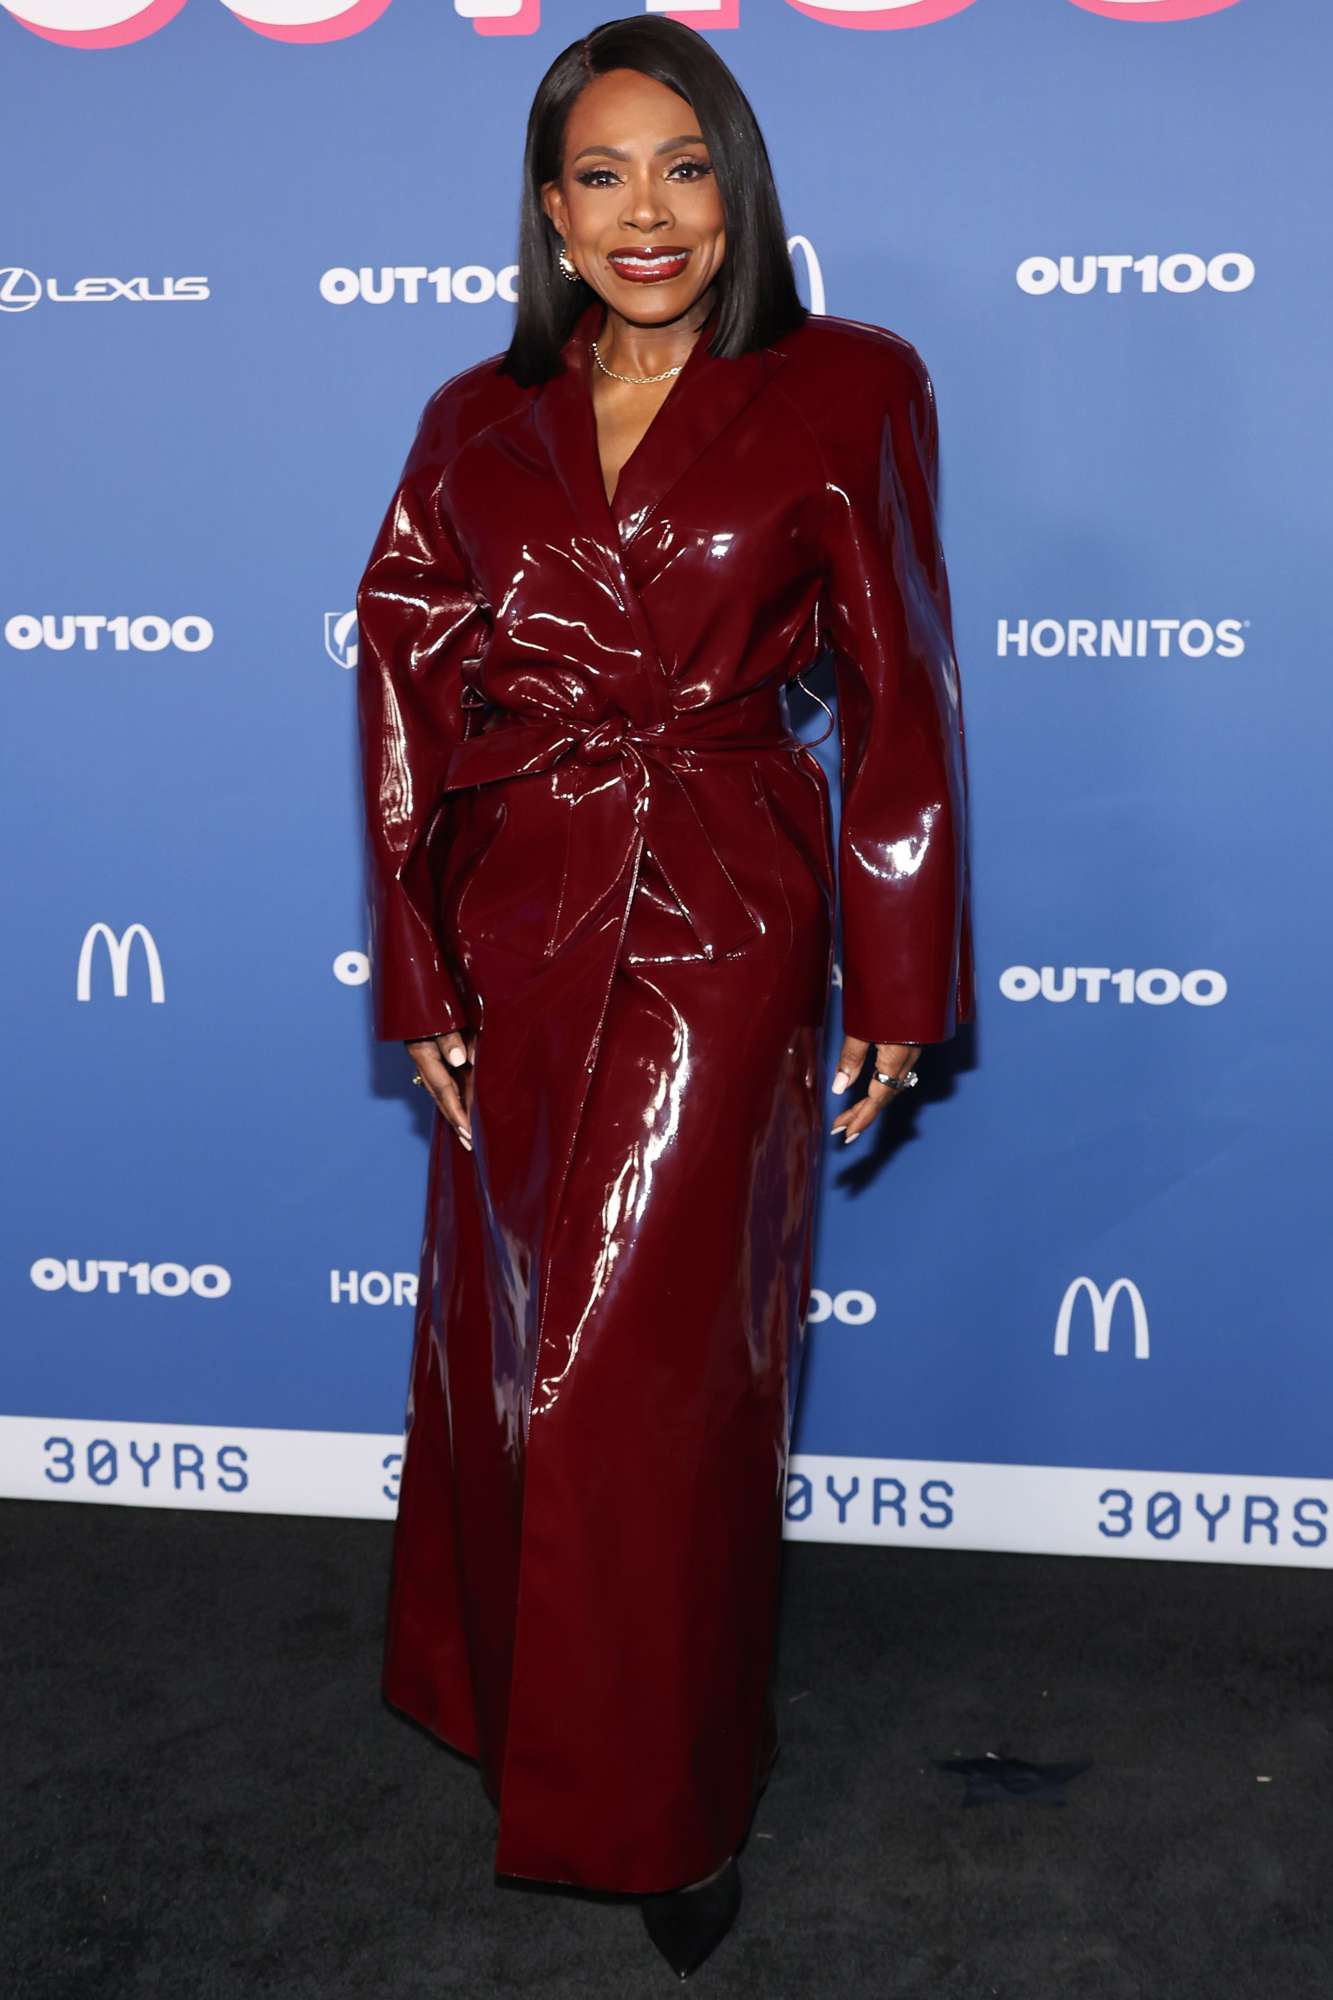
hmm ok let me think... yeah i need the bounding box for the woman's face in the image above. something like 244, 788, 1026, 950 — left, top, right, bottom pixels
541, 68, 726, 324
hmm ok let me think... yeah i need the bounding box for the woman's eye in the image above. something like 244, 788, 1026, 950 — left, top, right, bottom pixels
572, 160, 713, 189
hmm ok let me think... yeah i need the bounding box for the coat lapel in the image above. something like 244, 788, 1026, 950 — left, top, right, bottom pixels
531, 294, 788, 556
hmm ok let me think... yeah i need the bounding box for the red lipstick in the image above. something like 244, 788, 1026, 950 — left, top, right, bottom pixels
606, 247, 690, 284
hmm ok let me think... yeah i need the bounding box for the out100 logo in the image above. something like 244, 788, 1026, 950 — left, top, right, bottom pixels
3, 1, 1246, 54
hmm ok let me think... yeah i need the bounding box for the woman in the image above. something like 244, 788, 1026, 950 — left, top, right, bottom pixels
355, 14, 974, 1979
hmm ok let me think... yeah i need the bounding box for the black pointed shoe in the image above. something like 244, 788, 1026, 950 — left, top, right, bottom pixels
640, 1855, 741, 1979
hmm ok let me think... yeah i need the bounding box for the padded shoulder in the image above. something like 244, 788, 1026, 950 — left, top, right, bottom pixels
770, 309, 936, 484
775, 308, 930, 408
414, 350, 535, 467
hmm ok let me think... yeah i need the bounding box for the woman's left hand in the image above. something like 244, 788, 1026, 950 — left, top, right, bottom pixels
829, 1038, 923, 1145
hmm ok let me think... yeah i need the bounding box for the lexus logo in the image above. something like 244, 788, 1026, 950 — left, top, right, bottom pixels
0, 267, 40, 312
76, 922, 165, 1004
0, 268, 208, 312
1054, 1277, 1150, 1360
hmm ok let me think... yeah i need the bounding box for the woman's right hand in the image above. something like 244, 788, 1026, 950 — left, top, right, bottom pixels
405, 1032, 474, 1152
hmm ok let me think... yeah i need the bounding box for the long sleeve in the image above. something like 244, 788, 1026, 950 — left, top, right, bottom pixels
355, 392, 487, 1043
819, 345, 975, 1046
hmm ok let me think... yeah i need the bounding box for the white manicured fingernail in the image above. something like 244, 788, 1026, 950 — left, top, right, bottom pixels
832, 1070, 850, 1094
842, 1128, 859, 1144
447, 1046, 466, 1067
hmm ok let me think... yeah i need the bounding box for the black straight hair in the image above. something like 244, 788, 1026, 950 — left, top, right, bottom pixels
498, 14, 808, 388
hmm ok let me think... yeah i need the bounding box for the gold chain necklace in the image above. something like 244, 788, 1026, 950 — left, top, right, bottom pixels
590, 339, 684, 386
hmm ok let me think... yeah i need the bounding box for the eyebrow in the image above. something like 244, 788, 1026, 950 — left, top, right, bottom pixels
571, 133, 707, 163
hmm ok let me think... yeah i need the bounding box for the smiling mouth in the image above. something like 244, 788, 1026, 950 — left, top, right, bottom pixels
607, 249, 691, 281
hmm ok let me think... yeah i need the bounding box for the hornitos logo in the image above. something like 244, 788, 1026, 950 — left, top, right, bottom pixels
996, 618, 1246, 660
1, 0, 1246, 54
32, 1257, 231, 1297
0, 267, 207, 312
6, 614, 213, 653
331, 1270, 419, 1307
1054, 1276, 1150, 1359
324, 612, 356, 671
76, 923, 165, 1004
1000, 967, 1226, 1006
1018, 253, 1253, 297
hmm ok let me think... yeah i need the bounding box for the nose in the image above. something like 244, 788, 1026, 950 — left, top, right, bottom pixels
621, 172, 673, 232
576, 715, 631, 765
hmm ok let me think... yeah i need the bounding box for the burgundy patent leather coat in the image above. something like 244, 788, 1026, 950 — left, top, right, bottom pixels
355, 292, 974, 1894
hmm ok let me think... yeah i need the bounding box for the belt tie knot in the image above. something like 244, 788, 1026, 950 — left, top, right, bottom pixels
440, 694, 819, 963
575, 714, 632, 765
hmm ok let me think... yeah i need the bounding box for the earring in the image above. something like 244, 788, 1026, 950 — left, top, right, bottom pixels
558, 245, 582, 283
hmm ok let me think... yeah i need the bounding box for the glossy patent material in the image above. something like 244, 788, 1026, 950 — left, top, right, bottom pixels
355, 293, 974, 1895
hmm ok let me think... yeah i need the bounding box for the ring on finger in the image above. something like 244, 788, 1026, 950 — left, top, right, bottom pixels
874, 1068, 919, 1091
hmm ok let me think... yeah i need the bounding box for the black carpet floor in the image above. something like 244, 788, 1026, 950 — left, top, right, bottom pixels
3, 1498, 1331, 1998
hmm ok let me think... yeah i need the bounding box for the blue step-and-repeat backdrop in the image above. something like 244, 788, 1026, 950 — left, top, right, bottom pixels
5, 0, 1329, 1567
